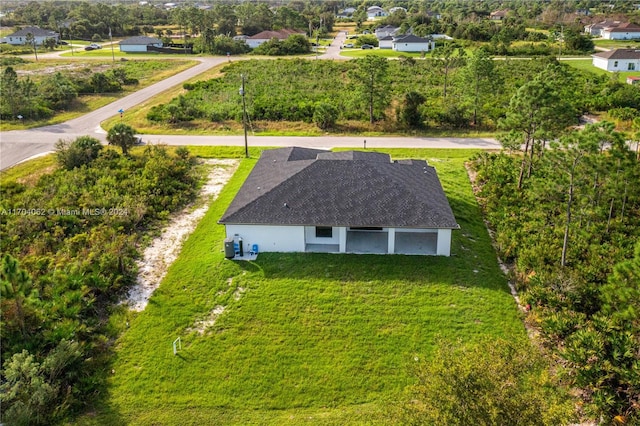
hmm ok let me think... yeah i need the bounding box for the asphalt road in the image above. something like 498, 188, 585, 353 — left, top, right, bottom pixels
0, 46, 500, 171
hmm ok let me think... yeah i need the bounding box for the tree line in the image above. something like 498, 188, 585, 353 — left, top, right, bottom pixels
145, 54, 639, 133
472, 117, 640, 422
0, 139, 201, 425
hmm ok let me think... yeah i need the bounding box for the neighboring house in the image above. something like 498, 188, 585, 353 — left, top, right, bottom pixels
375, 25, 400, 39
219, 147, 459, 256
431, 33, 454, 40
602, 22, 640, 40
4, 26, 59, 45
379, 35, 394, 49
392, 34, 435, 52
367, 6, 388, 20
246, 29, 304, 48
337, 7, 356, 18
627, 76, 640, 84
389, 6, 407, 14
592, 48, 640, 71
119, 36, 163, 52
490, 9, 509, 20
584, 20, 620, 36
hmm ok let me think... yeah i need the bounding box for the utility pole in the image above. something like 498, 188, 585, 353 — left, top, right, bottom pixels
240, 74, 248, 158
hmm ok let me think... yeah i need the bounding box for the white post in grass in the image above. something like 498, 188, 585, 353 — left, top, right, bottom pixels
173, 337, 182, 355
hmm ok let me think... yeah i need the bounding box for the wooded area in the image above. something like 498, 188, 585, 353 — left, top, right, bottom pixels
472, 123, 640, 422
0, 143, 201, 424
146, 57, 640, 133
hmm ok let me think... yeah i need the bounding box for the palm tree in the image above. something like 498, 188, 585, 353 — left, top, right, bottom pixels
106, 123, 137, 155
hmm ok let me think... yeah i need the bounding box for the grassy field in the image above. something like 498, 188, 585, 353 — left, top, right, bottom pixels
0, 58, 197, 131
563, 58, 640, 81
73, 147, 527, 425
593, 39, 640, 49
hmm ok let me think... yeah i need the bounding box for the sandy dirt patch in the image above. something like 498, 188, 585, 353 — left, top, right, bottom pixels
125, 159, 239, 312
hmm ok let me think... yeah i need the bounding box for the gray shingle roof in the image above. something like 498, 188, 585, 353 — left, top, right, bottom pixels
593, 48, 640, 60
220, 147, 459, 229
393, 34, 431, 43
9, 26, 58, 37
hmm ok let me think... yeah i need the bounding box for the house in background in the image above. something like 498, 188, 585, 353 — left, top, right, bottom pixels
490, 9, 509, 20
379, 35, 394, 49
219, 147, 459, 256
337, 7, 356, 18
584, 20, 620, 36
246, 29, 304, 48
592, 48, 640, 71
119, 36, 163, 52
375, 25, 400, 39
392, 34, 435, 52
367, 6, 388, 20
602, 22, 640, 40
627, 76, 640, 84
4, 26, 59, 45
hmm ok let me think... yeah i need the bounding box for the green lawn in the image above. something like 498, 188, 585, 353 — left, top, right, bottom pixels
564, 58, 640, 81
75, 148, 526, 425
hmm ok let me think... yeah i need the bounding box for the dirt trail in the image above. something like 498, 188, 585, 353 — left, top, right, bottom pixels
125, 159, 239, 312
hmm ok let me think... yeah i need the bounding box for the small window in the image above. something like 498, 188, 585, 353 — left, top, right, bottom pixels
629, 63, 636, 71
316, 226, 333, 238
614, 61, 619, 67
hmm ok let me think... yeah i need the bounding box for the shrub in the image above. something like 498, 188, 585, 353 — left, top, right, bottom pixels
313, 102, 338, 130
55, 136, 103, 170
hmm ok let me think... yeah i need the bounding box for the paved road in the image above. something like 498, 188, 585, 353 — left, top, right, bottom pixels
0, 47, 500, 170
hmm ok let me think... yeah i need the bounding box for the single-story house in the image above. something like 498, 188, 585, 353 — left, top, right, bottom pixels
119, 36, 163, 52
375, 25, 400, 39
379, 35, 394, 49
367, 6, 388, 20
392, 34, 435, 53
627, 76, 640, 85
3, 26, 59, 45
389, 6, 407, 14
246, 29, 304, 48
602, 22, 640, 40
490, 9, 509, 20
584, 20, 620, 36
592, 48, 640, 71
337, 7, 356, 18
219, 147, 459, 256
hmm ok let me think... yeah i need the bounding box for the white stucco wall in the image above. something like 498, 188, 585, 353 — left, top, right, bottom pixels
7, 35, 57, 45
225, 224, 305, 252
392, 41, 433, 52
247, 39, 268, 48
304, 226, 343, 245
120, 45, 152, 52
437, 229, 452, 256
593, 56, 640, 71
604, 30, 640, 40
379, 39, 393, 49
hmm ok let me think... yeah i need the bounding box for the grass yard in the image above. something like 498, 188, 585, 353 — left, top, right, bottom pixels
0, 58, 197, 131
564, 58, 640, 81
75, 148, 527, 425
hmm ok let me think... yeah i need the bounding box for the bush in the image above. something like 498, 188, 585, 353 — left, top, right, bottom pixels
313, 102, 338, 130
55, 136, 103, 170
401, 338, 575, 425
